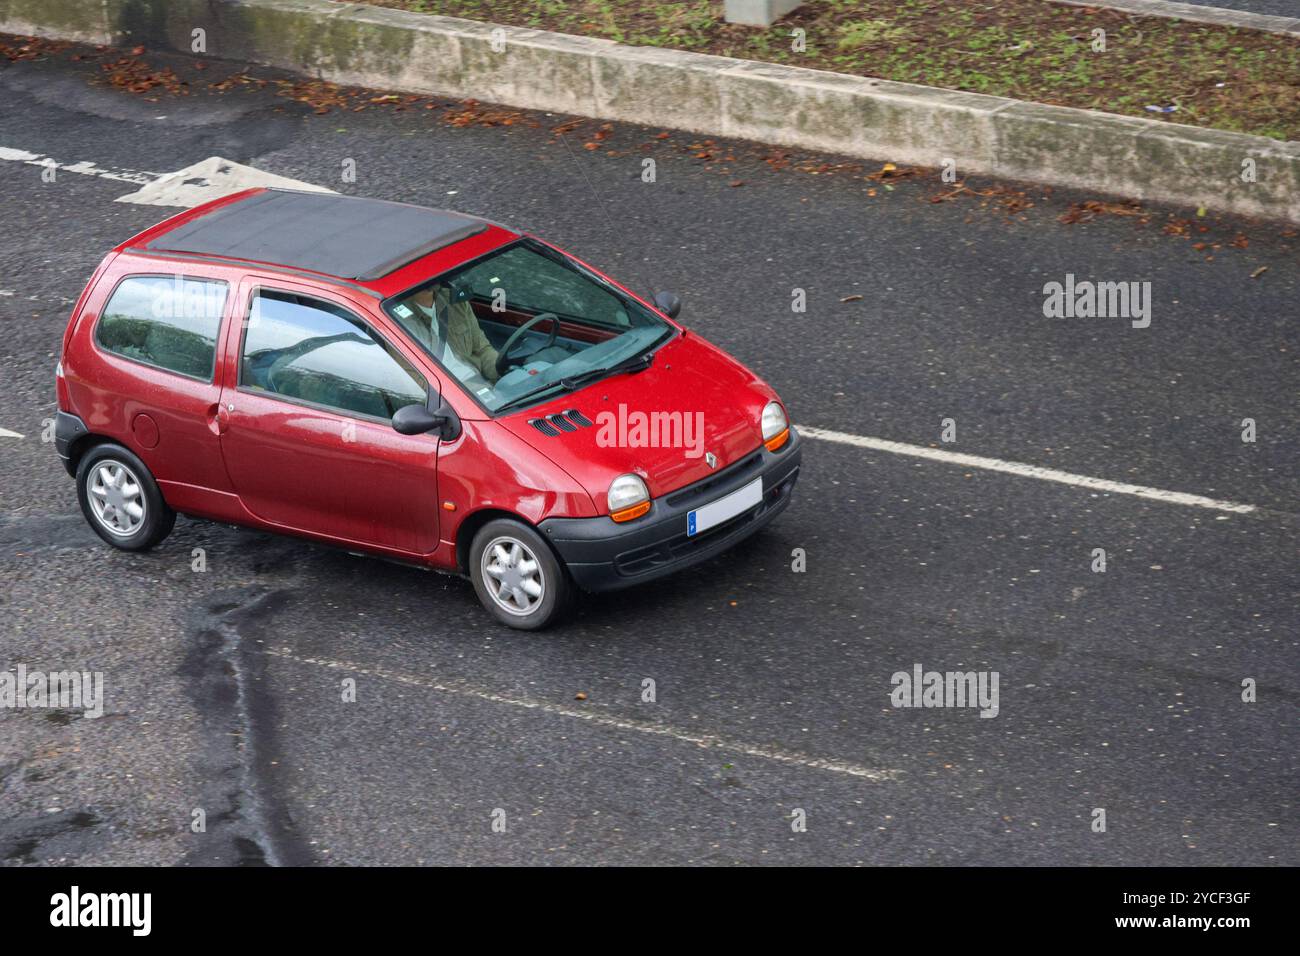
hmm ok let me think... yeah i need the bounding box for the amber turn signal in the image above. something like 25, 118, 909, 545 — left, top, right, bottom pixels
764, 427, 790, 452
610, 500, 651, 523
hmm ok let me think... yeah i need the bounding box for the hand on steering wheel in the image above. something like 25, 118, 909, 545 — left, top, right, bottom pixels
495, 312, 559, 379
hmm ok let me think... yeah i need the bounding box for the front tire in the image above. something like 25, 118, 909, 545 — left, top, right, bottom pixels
469, 518, 570, 630
76, 443, 176, 551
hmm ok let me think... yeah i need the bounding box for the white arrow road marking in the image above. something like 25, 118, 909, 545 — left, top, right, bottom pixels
0, 427, 24, 439
799, 426, 1257, 515
266, 648, 901, 782
0, 147, 333, 207
114, 156, 334, 206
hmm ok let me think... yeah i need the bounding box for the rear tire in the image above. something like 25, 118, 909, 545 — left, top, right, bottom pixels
76, 443, 176, 551
469, 518, 570, 630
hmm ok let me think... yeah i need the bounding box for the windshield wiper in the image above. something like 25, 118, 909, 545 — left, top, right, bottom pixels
495, 351, 655, 415
493, 380, 572, 415
558, 350, 654, 390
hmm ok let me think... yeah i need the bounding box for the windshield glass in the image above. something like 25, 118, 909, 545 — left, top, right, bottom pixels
383, 238, 671, 414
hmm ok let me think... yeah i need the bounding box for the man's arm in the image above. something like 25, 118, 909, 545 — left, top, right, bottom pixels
446, 300, 500, 382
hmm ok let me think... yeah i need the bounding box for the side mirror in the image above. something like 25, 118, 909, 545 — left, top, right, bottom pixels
392, 403, 440, 435
392, 401, 461, 440
653, 291, 682, 319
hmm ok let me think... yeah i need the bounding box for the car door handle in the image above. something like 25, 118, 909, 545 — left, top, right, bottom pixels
206, 402, 230, 436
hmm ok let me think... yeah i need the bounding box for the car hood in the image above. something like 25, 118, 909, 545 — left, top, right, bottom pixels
497, 332, 778, 509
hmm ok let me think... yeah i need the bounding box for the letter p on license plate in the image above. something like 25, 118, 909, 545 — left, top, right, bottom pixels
687, 477, 762, 537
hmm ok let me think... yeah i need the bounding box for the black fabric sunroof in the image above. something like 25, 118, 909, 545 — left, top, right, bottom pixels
145, 189, 488, 281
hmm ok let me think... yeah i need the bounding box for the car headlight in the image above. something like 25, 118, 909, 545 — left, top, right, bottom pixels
608, 473, 651, 522
761, 401, 790, 450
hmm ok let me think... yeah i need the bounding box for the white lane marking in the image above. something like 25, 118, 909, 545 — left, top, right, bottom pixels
0, 427, 24, 439
114, 155, 334, 206
0, 147, 333, 207
0, 146, 155, 184
799, 425, 1257, 515
0, 289, 79, 307
266, 648, 900, 782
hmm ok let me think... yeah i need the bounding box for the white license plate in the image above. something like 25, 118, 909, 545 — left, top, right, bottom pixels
687, 477, 763, 537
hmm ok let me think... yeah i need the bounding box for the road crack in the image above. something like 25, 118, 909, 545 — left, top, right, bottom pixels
180, 587, 312, 866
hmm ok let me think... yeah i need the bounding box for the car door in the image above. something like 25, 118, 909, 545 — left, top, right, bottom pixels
81, 266, 238, 516
214, 277, 443, 555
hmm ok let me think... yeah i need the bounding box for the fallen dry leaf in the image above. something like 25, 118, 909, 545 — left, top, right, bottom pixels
1059, 199, 1145, 224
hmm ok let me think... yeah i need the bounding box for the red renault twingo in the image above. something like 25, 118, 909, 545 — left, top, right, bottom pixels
55, 189, 801, 629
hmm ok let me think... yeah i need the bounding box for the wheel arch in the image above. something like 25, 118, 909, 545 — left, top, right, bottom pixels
69, 435, 173, 509
455, 507, 559, 575
66, 431, 118, 475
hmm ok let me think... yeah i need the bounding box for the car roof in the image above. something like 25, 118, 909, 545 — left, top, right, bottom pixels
131, 188, 501, 285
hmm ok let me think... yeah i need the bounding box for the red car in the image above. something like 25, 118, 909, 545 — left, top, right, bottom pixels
55, 189, 801, 629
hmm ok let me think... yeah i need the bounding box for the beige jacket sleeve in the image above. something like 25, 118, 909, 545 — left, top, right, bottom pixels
435, 288, 500, 382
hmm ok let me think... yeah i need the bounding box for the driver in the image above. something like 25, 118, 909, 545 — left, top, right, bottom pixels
408, 283, 501, 384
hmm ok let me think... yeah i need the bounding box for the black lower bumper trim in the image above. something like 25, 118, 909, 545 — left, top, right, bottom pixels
540, 429, 802, 592
54, 410, 88, 476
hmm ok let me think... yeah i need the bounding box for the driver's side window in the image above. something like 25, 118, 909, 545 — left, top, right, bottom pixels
241, 289, 427, 420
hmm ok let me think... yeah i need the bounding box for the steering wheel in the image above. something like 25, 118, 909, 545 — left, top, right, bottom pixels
265, 354, 295, 394
495, 312, 559, 378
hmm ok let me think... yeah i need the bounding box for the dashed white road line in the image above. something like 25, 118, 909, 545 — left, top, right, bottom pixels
799, 426, 1257, 515
265, 648, 900, 782
0, 427, 24, 439
0, 146, 156, 185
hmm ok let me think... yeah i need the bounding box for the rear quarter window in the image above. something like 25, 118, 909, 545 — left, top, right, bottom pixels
95, 275, 227, 380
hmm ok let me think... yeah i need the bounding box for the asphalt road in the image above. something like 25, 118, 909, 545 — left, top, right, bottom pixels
0, 41, 1295, 866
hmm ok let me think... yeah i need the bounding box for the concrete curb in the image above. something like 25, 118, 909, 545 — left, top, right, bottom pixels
1055, 0, 1300, 37
1, 0, 1296, 222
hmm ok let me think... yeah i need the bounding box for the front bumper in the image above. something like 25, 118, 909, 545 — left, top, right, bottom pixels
54, 410, 88, 476
539, 428, 802, 592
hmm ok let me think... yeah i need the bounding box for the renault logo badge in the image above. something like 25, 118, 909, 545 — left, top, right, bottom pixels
705, 452, 717, 469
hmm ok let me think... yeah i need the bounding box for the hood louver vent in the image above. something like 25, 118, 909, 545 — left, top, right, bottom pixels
526, 409, 593, 436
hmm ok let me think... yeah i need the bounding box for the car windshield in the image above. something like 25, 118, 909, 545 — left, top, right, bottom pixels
383, 238, 671, 415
